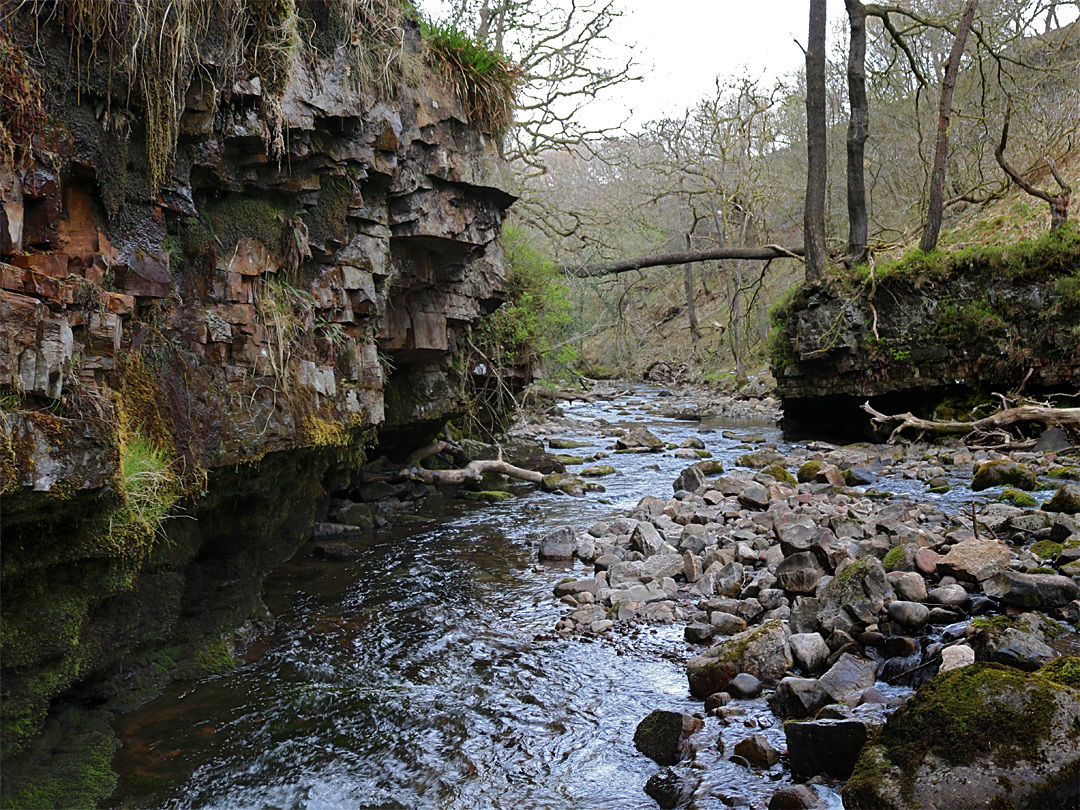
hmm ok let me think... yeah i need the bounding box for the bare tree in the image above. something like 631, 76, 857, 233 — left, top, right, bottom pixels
995, 97, 1072, 228
920, 0, 979, 252
845, 0, 870, 265
805, 0, 829, 281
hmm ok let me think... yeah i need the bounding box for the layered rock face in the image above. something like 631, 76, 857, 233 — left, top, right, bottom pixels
0, 7, 514, 782
771, 256, 1080, 437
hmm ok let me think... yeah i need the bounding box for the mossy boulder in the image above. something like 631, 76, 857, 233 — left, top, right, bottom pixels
632, 709, 704, 766
761, 462, 797, 485
815, 556, 893, 635
548, 437, 589, 450
998, 488, 1038, 507
580, 465, 616, 477
1029, 539, 1063, 561
971, 459, 1038, 492
540, 473, 604, 497
553, 454, 585, 466
1043, 482, 1080, 514
796, 460, 823, 483
686, 620, 791, 698
1039, 656, 1080, 688
736, 448, 785, 470
842, 664, 1080, 810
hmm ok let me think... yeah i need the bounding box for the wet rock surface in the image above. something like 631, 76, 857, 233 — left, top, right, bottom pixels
522, 385, 1079, 808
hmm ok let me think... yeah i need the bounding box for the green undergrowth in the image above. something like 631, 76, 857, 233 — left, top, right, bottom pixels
846, 222, 1080, 286
472, 224, 579, 376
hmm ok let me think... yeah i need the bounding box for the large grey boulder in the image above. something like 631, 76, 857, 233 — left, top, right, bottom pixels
538, 526, 576, 560
818, 653, 876, 703
769, 676, 829, 719
815, 557, 893, 635
982, 571, 1079, 609
775, 552, 825, 594
788, 632, 830, 674
843, 663, 1080, 810
687, 620, 792, 698
937, 539, 1010, 582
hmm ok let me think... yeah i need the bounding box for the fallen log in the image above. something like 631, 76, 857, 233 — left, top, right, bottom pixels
406, 459, 544, 486
862, 401, 1080, 443
564, 245, 804, 277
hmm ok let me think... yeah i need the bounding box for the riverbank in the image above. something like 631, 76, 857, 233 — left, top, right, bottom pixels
523, 384, 1079, 808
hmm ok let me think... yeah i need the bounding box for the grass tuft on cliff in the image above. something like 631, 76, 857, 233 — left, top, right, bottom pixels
119, 431, 179, 536
420, 19, 523, 134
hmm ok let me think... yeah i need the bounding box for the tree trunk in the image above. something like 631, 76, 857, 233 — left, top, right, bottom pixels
805, 0, 828, 282
564, 245, 804, 277
920, 0, 978, 252
683, 266, 701, 344
995, 97, 1072, 231
845, 0, 870, 266
683, 233, 701, 344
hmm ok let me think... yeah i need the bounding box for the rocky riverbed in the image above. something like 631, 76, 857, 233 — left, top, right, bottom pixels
519, 385, 1080, 809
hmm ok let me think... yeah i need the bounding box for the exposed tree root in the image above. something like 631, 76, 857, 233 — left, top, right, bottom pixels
862, 401, 1080, 444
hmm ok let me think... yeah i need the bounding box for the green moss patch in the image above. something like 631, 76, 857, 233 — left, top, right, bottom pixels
1038, 656, 1080, 687
998, 488, 1037, 507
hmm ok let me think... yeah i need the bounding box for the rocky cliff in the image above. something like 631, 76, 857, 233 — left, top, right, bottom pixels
0, 5, 515, 802
771, 232, 1080, 437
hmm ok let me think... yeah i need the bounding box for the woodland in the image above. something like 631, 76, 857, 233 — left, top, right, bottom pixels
425, 0, 1078, 387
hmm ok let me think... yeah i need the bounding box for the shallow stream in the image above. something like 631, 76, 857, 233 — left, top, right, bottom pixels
104, 389, 1055, 810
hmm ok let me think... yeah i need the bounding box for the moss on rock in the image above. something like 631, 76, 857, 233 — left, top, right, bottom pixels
761, 462, 797, 485
971, 460, 1037, 492
998, 488, 1037, 507
842, 663, 1080, 810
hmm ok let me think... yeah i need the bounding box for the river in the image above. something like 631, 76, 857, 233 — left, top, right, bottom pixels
104, 388, 1052, 810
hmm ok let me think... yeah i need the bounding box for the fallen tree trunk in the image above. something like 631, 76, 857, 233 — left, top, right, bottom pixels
564, 245, 804, 278
862, 401, 1080, 443
405, 459, 544, 486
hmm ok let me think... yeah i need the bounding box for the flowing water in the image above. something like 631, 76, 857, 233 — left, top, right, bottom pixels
104, 389, 1055, 810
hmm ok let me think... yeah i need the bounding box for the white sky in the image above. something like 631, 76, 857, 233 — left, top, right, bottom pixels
418, 1, 1079, 133
585, 0, 847, 130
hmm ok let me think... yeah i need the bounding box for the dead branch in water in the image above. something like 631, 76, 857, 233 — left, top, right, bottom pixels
862, 401, 1080, 444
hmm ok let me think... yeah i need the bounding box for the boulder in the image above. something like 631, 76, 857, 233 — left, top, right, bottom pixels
775, 552, 825, 594
538, 526, 577, 560
710, 611, 748, 635
937, 539, 1010, 582
617, 427, 664, 451
727, 672, 763, 699
768, 785, 825, 810
893, 572, 928, 603
844, 664, 1080, 810
939, 644, 975, 672
786, 718, 870, 778
815, 557, 893, 635
1043, 482, 1080, 514
788, 632, 830, 674
972, 626, 1056, 671
733, 733, 779, 768
673, 464, 707, 494
737, 483, 770, 510
928, 584, 970, 609
818, 653, 877, 702
971, 459, 1038, 491
633, 709, 704, 766
687, 620, 792, 698
642, 554, 685, 581
887, 600, 930, 630
630, 522, 663, 556
769, 676, 829, 719
982, 571, 1079, 609
643, 767, 696, 809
